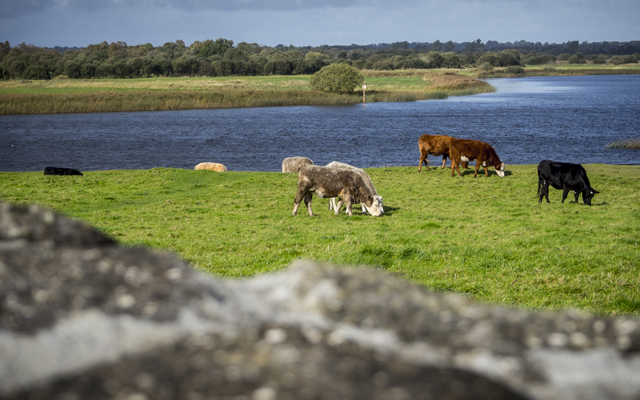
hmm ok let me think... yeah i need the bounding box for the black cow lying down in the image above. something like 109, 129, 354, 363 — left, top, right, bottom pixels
537, 160, 598, 205
44, 166, 83, 176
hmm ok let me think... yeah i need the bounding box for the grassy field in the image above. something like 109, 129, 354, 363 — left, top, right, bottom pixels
0, 71, 495, 114
1, 164, 639, 316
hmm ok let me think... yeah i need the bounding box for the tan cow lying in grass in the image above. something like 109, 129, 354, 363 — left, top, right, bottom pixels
282, 156, 313, 173
293, 165, 383, 217
194, 162, 227, 172
325, 161, 383, 215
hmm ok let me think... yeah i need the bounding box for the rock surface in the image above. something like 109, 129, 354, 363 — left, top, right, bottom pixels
1, 202, 639, 400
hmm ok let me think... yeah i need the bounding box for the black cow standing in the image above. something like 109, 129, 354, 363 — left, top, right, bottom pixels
44, 166, 83, 176
537, 160, 599, 205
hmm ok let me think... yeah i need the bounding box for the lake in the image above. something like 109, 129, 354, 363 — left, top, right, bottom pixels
1, 75, 639, 172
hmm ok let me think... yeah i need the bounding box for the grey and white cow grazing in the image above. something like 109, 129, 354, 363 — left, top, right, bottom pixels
293, 165, 383, 217
325, 161, 383, 215
282, 157, 314, 173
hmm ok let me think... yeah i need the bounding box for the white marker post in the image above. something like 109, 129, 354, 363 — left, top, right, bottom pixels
362, 84, 366, 104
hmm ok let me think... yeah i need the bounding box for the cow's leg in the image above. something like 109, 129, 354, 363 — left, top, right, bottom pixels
328, 197, 335, 211
441, 156, 447, 169
537, 179, 542, 198
419, 150, 430, 171
561, 189, 569, 203
473, 164, 480, 178
304, 193, 314, 216
293, 182, 312, 215
334, 199, 344, 215
451, 160, 461, 177
343, 196, 353, 216
484, 166, 489, 177
574, 191, 580, 203
543, 183, 551, 203
361, 204, 367, 214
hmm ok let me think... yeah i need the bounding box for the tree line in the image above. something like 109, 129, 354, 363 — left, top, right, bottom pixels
1, 38, 639, 80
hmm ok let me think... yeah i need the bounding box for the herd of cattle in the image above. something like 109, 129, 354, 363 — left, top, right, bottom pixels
41, 133, 599, 215
284, 133, 599, 216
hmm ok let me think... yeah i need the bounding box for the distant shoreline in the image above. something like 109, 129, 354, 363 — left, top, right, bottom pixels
1, 66, 639, 115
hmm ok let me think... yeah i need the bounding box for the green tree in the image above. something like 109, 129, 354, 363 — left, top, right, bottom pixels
498, 49, 521, 67
431, 40, 442, 52
23, 64, 48, 79
441, 52, 460, 68
443, 41, 455, 52
477, 52, 499, 67
195, 38, 233, 58
310, 63, 364, 94
422, 51, 443, 68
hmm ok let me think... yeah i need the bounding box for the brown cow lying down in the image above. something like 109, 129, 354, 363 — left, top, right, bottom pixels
449, 138, 505, 178
418, 134, 468, 171
282, 156, 313, 173
293, 165, 383, 217
325, 161, 383, 215
194, 162, 227, 172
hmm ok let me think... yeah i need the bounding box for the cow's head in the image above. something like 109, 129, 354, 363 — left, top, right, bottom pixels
582, 188, 599, 205
494, 162, 505, 177
364, 195, 383, 216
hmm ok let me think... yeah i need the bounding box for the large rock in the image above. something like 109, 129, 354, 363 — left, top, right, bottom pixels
1, 202, 639, 400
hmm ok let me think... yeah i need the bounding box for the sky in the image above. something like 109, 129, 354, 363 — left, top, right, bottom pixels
1, 0, 639, 49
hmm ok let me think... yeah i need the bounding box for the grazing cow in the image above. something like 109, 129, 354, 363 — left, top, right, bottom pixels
418, 134, 468, 171
537, 160, 599, 205
293, 165, 383, 217
194, 162, 227, 172
282, 157, 313, 173
449, 138, 505, 178
325, 161, 384, 215
44, 166, 83, 176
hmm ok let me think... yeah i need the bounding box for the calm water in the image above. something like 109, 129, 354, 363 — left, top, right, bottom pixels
1, 75, 639, 172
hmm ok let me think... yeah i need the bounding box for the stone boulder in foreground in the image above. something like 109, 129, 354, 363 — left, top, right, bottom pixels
1, 202, 639, 400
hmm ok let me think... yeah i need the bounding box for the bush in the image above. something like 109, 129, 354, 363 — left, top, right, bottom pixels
567, 55, 587, 64
505, 66, 525, 74
310, 63, 364, 94
476, 52, 499, 67
479, 62, 493, 71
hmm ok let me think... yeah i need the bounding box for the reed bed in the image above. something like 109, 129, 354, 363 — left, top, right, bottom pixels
0, 72, 495, 114
605, 137, 640, 149
0, 90, 360, 114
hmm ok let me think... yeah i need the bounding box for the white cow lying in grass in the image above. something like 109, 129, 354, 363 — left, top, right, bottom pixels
293, 165, 383, 217
325, 161, 384, 215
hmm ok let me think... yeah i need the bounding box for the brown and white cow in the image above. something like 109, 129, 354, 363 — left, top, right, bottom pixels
449, 138, 505, 178
293, 165, 383, 217
282, 157, 313, 173
194, 162, 227, 172
418, 134, 468, 171
325, 161, 383, 215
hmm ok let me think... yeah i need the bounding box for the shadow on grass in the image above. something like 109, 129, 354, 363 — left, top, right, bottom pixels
452, 168, 513, 178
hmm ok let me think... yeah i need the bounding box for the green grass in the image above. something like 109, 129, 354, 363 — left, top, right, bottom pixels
2, 164, 639, 316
